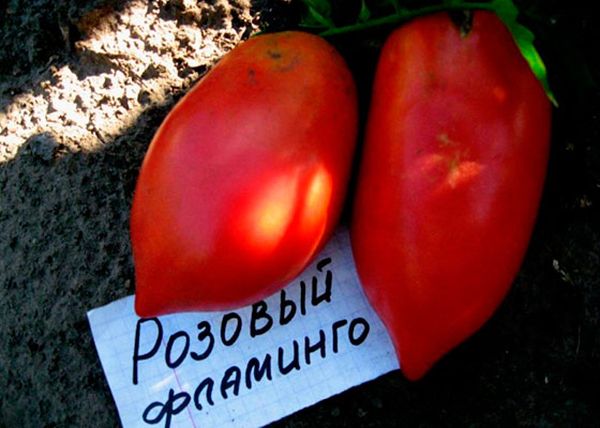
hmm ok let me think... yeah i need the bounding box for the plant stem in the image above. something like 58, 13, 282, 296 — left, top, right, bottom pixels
319, 2, 496, 36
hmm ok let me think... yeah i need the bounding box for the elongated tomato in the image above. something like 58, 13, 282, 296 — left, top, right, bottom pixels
132, 32, 357, 317
351, 12, 551, 380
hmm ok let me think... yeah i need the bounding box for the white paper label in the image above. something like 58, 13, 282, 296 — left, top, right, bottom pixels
87, 228, 399, 427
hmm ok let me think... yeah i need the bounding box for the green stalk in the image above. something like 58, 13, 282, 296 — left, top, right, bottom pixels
317, 3, 496, 36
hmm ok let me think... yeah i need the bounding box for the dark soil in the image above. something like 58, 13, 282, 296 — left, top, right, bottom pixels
1, 0, 599, 426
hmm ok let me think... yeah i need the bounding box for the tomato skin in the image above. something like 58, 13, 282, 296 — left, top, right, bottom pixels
132, 32, 357, 317
351, 12, 551, 380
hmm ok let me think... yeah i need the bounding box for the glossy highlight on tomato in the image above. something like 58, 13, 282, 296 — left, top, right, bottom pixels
351, 12, 551, 380
132, 31, 357, 317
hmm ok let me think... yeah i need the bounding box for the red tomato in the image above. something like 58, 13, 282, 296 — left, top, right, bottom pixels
132, 32, 357, 317
351, 12, 551, 380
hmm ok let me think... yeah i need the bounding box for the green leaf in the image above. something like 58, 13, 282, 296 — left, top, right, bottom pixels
303, 0, 332, 17
299, 0, 335, 30
490, 0, 557, 105
358, 0, 371, 22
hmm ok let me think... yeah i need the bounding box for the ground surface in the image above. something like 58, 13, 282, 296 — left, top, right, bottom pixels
1, 0, 599, 426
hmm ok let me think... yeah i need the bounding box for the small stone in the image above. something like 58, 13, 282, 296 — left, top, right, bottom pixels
141, 64, 166, 79
137, 90, 152, 105
27, 133, 58, 162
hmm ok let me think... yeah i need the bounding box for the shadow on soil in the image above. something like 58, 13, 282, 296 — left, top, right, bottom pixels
0, 98, 176, 425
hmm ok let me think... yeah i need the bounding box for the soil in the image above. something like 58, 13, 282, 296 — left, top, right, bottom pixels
1, 0, 599, 427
